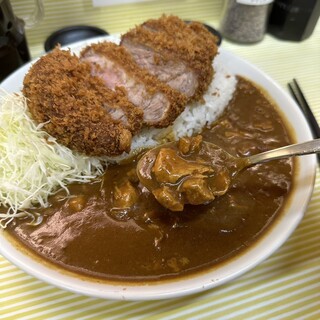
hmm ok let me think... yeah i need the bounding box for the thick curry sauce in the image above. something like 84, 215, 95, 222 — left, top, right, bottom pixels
6, 77, 294, 281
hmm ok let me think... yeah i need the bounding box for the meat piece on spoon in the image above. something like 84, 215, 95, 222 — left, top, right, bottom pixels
137, 137, 320, 211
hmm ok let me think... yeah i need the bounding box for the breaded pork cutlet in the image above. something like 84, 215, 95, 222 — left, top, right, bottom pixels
23, 48, 143, 156
121, 15, 218, 101
23, 17, 218, 157
80, 41, 187, 128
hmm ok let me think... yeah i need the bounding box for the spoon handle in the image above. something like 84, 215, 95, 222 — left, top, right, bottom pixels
247, 138, 320, 165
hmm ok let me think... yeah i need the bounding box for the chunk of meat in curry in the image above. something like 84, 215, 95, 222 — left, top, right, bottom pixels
113, 181, 139, 209
140, 135, 231, 211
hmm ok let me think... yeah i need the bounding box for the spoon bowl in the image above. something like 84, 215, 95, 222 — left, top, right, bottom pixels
137, 137, 320, 211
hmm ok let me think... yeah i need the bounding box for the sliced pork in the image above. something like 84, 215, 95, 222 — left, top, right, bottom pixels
121, 15, 218, 101
80, 42, 187, 128
121, 40, 198, 99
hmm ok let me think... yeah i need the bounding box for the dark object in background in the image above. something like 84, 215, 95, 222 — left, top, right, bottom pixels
44, 26, 109, 52
0, 0, 31, 82
288, 79, 320, 140
202, 23, 222, 46
268, 0, 320, 41
184, 21, 222, 45
288, 79, 320, 165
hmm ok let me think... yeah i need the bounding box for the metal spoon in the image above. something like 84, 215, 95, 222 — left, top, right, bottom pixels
237, 138, 320, 167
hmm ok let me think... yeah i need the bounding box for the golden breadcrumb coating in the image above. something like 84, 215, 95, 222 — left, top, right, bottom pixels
23, 48, 142, 156
122, 15, 218, 101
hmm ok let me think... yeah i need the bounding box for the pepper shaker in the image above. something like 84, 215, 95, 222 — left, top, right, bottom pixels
220, 0, 274, 43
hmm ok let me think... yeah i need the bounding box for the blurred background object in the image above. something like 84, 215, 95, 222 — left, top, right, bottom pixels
5, 0, 320, 62
44, 25, 109, 52
220, 0, 274, 43
0, 0, 43, 82
92, 0, 156, 6
20, 0, 44, 29
268, 0, 320, 41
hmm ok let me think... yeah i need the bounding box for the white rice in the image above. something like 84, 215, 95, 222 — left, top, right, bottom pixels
109, 50, 237, 162
173, 53, 237, 138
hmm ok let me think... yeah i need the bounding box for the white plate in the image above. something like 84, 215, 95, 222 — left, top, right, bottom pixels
0, 36, 316, 300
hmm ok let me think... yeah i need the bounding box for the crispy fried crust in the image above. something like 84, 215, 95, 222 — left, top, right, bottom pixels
121, 15, 218, 101
23, 16, 218, 157
81, 42, 187, 128
23, 48, 138, 156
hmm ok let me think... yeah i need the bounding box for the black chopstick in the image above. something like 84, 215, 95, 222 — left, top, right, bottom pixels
288, 79, 320, 164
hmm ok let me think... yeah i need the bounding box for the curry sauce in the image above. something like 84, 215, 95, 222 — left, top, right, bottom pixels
6, 77, 294, 281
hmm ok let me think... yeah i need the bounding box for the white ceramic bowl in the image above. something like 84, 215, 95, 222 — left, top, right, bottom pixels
0, 37, 316, 300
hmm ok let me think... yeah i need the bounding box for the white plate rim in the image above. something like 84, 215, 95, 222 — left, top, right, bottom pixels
0, 36, 316, 300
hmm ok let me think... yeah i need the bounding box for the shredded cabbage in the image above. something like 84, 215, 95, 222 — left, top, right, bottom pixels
0, 89, 105, 228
